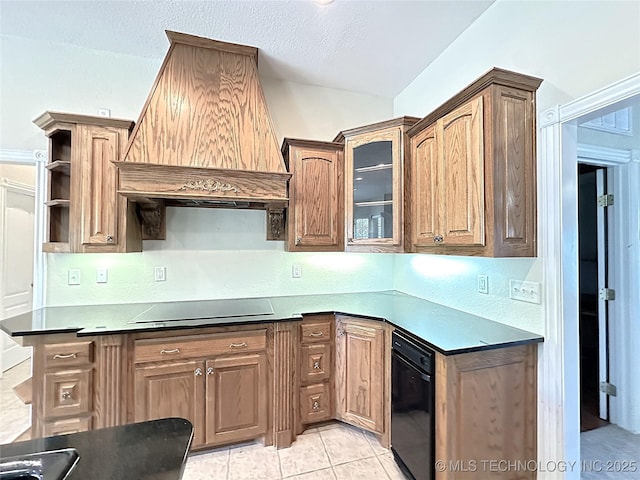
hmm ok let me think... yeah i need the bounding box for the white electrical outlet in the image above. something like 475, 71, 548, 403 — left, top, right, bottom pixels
96, 268, 108, 284
477, 274, 488, 294
509, 280, 541, 304
68, 269, 81, 286
97, 108, 111, 117
292, 264, 302, 278
154, 266, 167, 282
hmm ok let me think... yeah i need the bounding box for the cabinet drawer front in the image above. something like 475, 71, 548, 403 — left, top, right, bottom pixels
300, 321, 332, 344
44, 341, 93, 368
134, 329, 267, 363
301, 343, 331, 384
43, 416, 92, 437
300, 383, 331, 424
44, 369, 92, 418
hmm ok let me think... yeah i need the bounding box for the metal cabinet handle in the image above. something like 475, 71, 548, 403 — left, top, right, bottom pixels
313, 361, 320, 370
312, 401, 320, 411
229, 342, 247, 349
295, 236, 302, 245
207, 367, 214, 375
160, 348, 180, 355
336, 329, 344, 337
195, 368, 203, 376
53, 353, 77, 360
434, 235, 444, 244
61, 391, 72, 400
106, 235, 114, 243
308, 332, 324, 337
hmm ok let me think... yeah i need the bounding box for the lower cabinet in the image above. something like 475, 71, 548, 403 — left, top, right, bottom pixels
132, 329, 268, 449
334, 315, 386, 435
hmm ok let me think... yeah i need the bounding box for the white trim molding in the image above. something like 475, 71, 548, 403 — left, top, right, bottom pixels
0, 149, 46, 165
538, 72, 640, 479
577, 144, 632, 166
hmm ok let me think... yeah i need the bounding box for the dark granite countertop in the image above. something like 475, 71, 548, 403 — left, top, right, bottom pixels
0, 291, 543, 355
0, 417, 193, 480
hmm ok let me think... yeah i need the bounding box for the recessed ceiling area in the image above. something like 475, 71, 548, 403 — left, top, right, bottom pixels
0, 0, 494, 98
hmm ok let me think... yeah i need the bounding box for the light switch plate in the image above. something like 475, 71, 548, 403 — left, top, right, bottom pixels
509, 280, 541, 304
154, 266, 166, 282
96, 268, 108, 284
68, 269, 81, 286
477, 274, 488, 294
292, 264, 302, 278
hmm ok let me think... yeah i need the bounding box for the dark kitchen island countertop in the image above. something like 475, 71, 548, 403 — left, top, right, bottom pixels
0, 290, 543, 355
0, 417, 193, 480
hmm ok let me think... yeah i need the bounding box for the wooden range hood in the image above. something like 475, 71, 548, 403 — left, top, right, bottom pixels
115, 31, 290, 240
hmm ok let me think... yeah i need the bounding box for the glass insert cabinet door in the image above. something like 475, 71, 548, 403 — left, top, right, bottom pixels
345, 126, 402, 248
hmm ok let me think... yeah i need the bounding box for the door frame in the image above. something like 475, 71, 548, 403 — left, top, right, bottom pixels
538, 72, 640, 479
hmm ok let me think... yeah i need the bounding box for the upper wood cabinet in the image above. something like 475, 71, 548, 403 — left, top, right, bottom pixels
335, 117, 419, 253
407, 68, 542, 257
282, 139, 344, 251
334, 315, 386, 434
34, 112, 141, 253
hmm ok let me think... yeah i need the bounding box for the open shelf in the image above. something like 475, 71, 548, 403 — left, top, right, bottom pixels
46, 160, 71, 175
45, 199, 71, 207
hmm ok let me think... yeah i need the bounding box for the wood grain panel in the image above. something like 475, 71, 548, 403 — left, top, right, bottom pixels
43, 416, 92, 437
299, 383, 331, 424
134, 360, 205, 446
300, 343, 331, 384
300, 319, 332, 344
94, 335, 124, 428
272, 322, 297, 447
206, 353, 267, 445
439, 96, 484, 246
43, 369, 92, 418
411, 123, 438, 247
435, 345, 537, 480
43, 341, 93, 368
123, 38, 286, 175
335, 316, 385, 434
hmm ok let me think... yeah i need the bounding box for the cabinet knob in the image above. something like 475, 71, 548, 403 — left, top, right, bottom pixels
106, 235, 114, 243
434, 235, 444, 244
347, 238, 353, 243
312, 401, 320, 411
195, 368, 203, 376
295, 237, 302, 246
207, 367, 214, 375
336, 329, 344, 337
313, 361, 320, 370
61, 391, 72, 400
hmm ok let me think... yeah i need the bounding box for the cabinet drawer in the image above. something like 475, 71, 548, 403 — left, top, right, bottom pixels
300, 320, 332, 344
300, 383, 331, 424
43, 416, 92, 437
44, 369, 92, 418
134, 329, 267, 363
300, 343, 331, 384
44, 341, 93, 368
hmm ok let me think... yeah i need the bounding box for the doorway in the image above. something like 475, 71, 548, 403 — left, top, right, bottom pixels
577, 164, 609, 432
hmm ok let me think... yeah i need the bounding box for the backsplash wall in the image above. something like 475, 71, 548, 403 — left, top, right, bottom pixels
45, 208, 394, 306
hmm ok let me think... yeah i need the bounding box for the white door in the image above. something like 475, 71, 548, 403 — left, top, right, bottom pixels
0, 178, 35, 374
595, 169, 609, 420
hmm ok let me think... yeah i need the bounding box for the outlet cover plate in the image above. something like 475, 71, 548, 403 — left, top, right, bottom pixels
68, 269, 81, 286
509, 280, 541, 304
292, 264, 302, 278
96, 268, 108, 284
154, 266, 166, 282
477, 275, 488, 294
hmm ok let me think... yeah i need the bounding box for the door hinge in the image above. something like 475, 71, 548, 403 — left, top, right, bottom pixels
600, 382, 617, 396
599, 288, 616, 301
597, 194, 614, 207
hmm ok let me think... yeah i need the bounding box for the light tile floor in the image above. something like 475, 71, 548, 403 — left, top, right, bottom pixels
0, 359, 31, 444
183, 423, 410, 480
581, 425, 640, 479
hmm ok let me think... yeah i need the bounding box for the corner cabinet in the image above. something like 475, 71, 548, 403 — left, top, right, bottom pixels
282, 139, 344, 251
334, 315, 388, 435
34, 111, 141, 253
407, 69, 542, 257
335, 117, 419, 253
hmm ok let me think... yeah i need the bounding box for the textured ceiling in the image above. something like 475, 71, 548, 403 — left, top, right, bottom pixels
0, 0, 494, 97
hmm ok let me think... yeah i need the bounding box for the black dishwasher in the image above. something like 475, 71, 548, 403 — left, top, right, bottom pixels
391, 330, 435, 480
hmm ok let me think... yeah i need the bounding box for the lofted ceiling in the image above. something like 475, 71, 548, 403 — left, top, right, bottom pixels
0, 0, 494, 98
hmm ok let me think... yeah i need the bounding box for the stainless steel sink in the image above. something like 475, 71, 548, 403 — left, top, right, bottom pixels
0, 448, 78, 480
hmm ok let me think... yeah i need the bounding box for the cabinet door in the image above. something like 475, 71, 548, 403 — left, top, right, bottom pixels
288, 146, 343, 250
438, 96, 485, 246
345, 127, 402, 249
206, 353, 267, 445
134, 360, 205, 446
411, 123, 439, 247
335, 317, 385, 433
77, 124, 126, 249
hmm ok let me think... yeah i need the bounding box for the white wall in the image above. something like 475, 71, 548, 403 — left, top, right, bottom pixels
0, 164, 36, 187
45, 208, 394, 306
1, 34, 394, 306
